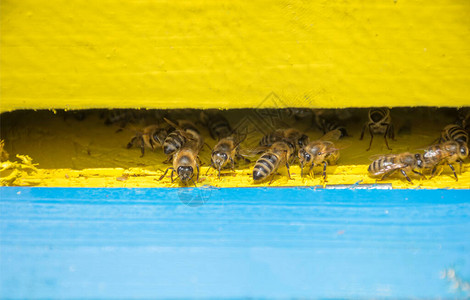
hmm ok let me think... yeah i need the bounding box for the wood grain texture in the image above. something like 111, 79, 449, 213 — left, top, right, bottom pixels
1, 187, 469, 298
1, 0, 470, 111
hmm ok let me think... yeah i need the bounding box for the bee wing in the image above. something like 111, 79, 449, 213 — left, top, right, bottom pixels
368, 153, 396, 162
332, 140, 352, 151
163, 117, 180, 130
239, 146, 268, 157
318, 129, 342, 141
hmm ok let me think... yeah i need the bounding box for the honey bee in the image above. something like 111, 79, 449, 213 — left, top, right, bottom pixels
259, 129, 309, 154
423, 141, 469, 181
313, 110, 349, 138
368, 152, 425, 183
206, 133, 248, 179
253, 141, 293, 183
159, 140, 201, 186
127, 125, 173, 157
162, 118, 203, 161
440, 124, 468, 145
360, 108, 395, 151
298, 129, 342, 180
200, 111, 232, 140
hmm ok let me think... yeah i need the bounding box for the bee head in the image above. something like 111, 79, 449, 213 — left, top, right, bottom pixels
177, 166, 194, 182
459, 143, 469, 159
414, 153, 424, 169
212, 151, 228, 168
298, 148, 312, 165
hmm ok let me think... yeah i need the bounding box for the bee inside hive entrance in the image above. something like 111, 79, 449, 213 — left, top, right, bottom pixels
1, 107, 469, 188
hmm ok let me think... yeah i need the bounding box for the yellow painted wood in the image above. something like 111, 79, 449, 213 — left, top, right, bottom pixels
1, 0, 470, 112
3, 164, 470, 189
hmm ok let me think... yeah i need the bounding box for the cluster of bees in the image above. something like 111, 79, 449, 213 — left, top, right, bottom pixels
123, 108, 470, 185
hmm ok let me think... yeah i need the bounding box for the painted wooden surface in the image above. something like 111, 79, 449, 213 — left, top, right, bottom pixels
1, 187, 469, 298
1, 0, 470, 112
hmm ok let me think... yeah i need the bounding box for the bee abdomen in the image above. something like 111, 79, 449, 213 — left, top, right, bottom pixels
210, 120, 231, 139
253, 153, 279, 181
163, 132, 186, 155
368, 156, 394, 175
442, 125, 468, 144
370, 108, 389, 122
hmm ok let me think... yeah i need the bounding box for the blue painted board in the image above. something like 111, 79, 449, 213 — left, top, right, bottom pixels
1, 187, 469, 298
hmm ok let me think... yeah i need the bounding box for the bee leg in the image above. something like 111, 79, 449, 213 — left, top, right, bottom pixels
380, 169, 396, 181
309, 163, 315, 178
366, 124, 374, 151
285, 162, 291, 179
163, 155, 173, 164
126, 136, 137, 149
322, 161, 328, 181
235, 153, 250, 164
389, 123, 396, 141
205, 162, 214, 176
170, 169, 175, 183
412, 169, 426, 179
430, 165, 438, 178
448, 163, 458, 181
269, 174, 276, 185
400, 169, 412, 183
140, 137, 146, 157
159, 167, 174, 181
196, 164, 200, 182
360, 123, 367, 140
230, 157, 235, 171
383, 124, 392, 150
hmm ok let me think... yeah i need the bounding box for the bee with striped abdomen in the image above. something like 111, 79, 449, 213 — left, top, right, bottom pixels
423, 141, 468, 181
252, 141, 293, 183
259, 128, 309, 156
368, 152, 425, 183
127, 125, 174, 157
439, 124, 468, 145
162, 118, 203, 161
200, 111, 232, 140
360, 108, 395, 151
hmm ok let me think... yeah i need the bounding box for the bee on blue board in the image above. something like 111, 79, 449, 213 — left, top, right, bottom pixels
368, 152, 425, 183
127, 124, 174, 157
200, 111, 232, 140
159, 139, 202, 186
252, 141, 294, 184
298, 129, 342, 180
360, 108, 395, 151
162, 118, 203, 162
423, 140, 468, 181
